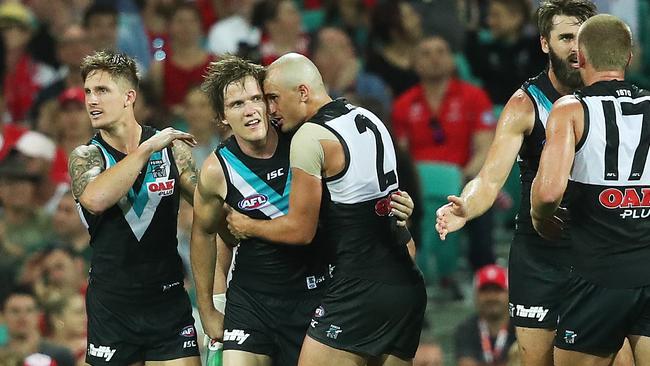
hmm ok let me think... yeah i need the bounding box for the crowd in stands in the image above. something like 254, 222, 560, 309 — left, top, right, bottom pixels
0, 0, 647, 365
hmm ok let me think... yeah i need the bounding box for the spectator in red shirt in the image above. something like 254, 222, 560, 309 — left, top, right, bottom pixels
392, 35, 496, 295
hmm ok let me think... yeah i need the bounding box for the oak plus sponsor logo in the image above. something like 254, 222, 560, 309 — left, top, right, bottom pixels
238, 194, 268, 211
509, 303, 549, 322
88, 343, 116, 362
148, 179, 175, 197
599, 187, 650, 219
223, 329, 250, 345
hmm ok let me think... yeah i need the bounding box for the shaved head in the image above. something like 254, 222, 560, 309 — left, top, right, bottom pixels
266, 53, 327, 94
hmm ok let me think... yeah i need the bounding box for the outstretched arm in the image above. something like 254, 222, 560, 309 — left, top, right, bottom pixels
436, 90, 534, 239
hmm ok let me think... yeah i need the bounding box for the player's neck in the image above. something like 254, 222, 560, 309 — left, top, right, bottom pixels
306, 93, 334, 121
99, 118, 142, 154
239, 125, 279, 159
584, 69, 625, 86
547, 69, 573, 96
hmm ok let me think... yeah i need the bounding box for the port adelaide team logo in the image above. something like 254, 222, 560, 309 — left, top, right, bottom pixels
238, 194, 269, 210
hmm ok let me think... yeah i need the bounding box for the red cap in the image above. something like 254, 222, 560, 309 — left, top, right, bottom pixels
58, 87, 85, 106
475, 264, 508, 290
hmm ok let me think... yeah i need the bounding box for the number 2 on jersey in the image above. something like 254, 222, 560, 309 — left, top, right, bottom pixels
602, 100, 650, 181
355, 114, 397, 191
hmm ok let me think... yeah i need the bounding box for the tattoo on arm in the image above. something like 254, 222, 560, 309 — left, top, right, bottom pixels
173, 141, 199, 198
69, 145, 105, 199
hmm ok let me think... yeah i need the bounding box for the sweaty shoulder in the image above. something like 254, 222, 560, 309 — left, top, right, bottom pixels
552, 94, 581, 111
198, 153, 226, 198
499, 88, 536, 135
290, 122, 338, 177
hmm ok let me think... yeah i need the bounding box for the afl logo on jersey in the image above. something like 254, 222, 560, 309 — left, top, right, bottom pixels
238, 194, 269, 210
148, 179, 175, 197
180, 325, 196, 338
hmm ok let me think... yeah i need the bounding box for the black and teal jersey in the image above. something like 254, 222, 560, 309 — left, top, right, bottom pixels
517, 71, 571, 243
216, 131, 329, 295
77, 126, 185, 296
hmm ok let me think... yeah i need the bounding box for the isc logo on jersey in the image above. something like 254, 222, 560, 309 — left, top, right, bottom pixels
238, 194, 268, 210
148, 179, 175, 197
599, 187, 650, 219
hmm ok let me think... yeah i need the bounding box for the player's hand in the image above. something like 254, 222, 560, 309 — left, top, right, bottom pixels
141, 127, 197, 152
199, 307, 224, 342
531, 207, 569, 242
225, 205, 251, 240
435, 195, 469, 240
391, 191, 414, 227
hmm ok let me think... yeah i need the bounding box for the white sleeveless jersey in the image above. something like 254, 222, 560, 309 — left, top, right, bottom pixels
568, 80, 650, 288
312, 100, 399, 204
573, 88, 650, 186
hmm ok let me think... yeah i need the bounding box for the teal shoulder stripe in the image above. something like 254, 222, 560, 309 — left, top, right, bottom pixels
91, 140, 117, 167
219, 147, 290, 212
527, 84, 553, 113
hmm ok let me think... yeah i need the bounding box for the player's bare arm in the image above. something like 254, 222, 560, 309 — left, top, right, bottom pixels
190, 154, 236, 340
227, 166, 323, 244
531, 95, 584, 239
71, 127, 196, 215
172, 140, 199, 205
436, 89, 535, 239
69, 144, 105, 201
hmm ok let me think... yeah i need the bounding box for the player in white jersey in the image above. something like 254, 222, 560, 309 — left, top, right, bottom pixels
226, 53, 426, 366
531, 14, 650, 366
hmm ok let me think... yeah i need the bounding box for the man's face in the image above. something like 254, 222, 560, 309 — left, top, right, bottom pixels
43, 249, 78, 289
57, 26, 92, 68
222, 75, 269, 142
53, 194, 84, 237
184, 90, 215, 134
544, 15, 583, 90
413, 37, 454, 81
476, 285, 509, 321
264, 69, 305, 133
487, 2, 523, 40
0, 177, 37, 210
3, 295, 39, 339
84, 70, 131, 129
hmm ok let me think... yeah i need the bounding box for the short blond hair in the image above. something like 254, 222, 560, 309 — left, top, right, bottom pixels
578, 14, 632, 72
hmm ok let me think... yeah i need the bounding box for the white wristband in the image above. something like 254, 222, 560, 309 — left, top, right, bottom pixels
212, 293, 226, 313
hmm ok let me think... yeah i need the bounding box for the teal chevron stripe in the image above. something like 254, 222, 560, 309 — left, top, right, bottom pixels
527, 84, 553, 113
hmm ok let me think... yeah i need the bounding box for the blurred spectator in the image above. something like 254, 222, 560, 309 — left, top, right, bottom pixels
323, 0, 370, 54
52, 87, 94, 156
51, 191, 90, 262
33, 246, 87, 304
366, 0, 421, 96
148, 3, 217, 114
414, 342, 444, 366
12, 132, 69, 209
454, 265, 516, 366
27, 0, 76, 69
177, 87, 227, 166
0, 286, 75, 366
140, 0, 177, 61
44, 294, 87, 365
206, 0, 261, 56
464, 0, 546, 106
30, 25, 92, 128
392, 35, 496, 291
410, 0, 466, 52
0, 154, 53, 266
312, 26, 391, 114
0, 2, 56, 123
83, 2, 118, 52
133, 80, 164, 128
253, 0, 310, 65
